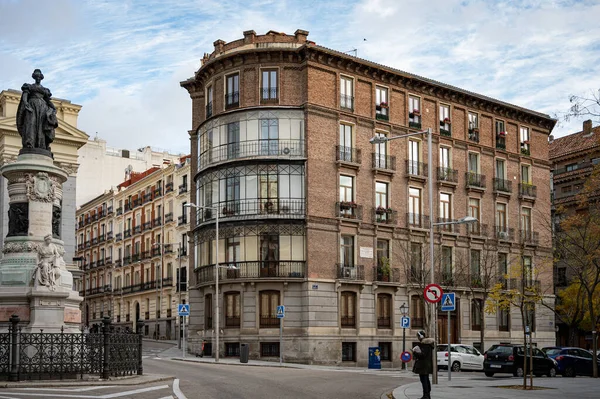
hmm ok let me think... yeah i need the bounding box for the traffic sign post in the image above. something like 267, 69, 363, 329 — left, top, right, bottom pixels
400, 316, 410, 370
424, 284, 443, 303
277, 305, 285, 366
441, 293, 455, 381
401, 351, 412, 363
178, 304, 190, 358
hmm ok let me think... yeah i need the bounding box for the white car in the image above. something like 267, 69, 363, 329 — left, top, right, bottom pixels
437, 344, 484, 371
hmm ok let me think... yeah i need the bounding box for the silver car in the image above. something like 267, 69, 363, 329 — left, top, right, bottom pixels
437, 344, 485, 371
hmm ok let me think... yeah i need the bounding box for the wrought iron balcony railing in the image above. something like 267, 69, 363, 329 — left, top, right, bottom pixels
336, 202, 362, 220
437, 167, 458, 183
406, 213, 430, 228
373, 266, 400, 282
493, 178, 512, 193
225, 91, 239, 109
197, 199, 306, 223
337, 264, 365, 281
195, 261, 306, 283
372, 153, 396, 171
466, 172, 486, 189
198, 139, 306, 169
519, 183, 537, 199
373, 207, 397, 224
340, 94, 354, 111
406, 160, 428, 178
336, 145, 361, 164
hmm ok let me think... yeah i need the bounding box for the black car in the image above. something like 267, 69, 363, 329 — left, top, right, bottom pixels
483, 344, 557, 377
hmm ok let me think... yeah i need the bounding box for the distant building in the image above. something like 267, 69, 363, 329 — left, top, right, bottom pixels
550, 119, 600, 348
75, 156, 191, 339
180, 30, 556, 366
76, 138, 183, 207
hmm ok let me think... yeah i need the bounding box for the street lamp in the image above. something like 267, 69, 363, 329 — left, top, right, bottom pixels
184, 203, 237, 363
369, 129, 476, 384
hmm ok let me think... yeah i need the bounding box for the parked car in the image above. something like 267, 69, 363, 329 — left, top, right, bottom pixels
542, 346, 600, 377
437, 344, 484, 371
483, 344, 556, 377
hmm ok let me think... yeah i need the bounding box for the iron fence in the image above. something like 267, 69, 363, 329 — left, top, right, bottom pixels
0, 316, 143, 381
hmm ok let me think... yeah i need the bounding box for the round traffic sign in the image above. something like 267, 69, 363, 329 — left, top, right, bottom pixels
401, 351, 412, 363
424, 283, 443, 303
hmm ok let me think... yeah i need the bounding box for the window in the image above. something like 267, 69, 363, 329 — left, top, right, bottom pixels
562, 185, 572, 193
408, 139, 421, 175
340, 76, 354, 110
498, 307, 510, 331
340, 292, 356, 328
471, 249, 481, 286
557, 267, 567, 286
468, 112, 479, 129
439, 104, 451, 134
439, 146, 451, 169
374, 132, 388, 168
225, 73, 239, 108
411, 295, 424, 327
496, 120, 506, 148
441, 246, 453, 283
260, 234, 279, 277
408, 187, 422, 226
468, 198, 480, 234
496, 203, 507, 232
340, 235, 354, 267
468, 152, 479, 174
339, 175, 355, 216
259, 173, 278, 213
409, 96, 421, 128
259, 290, 280, 328
521, 207, 532, 237
375, 182, 389, 222
204, 294, 212, 329
523, 256, 533, 287
379, 342, 392, 361
227, 122, 240, 159
342, 342, 356, 361
260, 119, 279, 155
439, 193, 452, 226
521, 164, 531, 185
410, 243, 422, 282
375, 86, 388, 119
565, 163, 577, 172
339, 124, 353, 161
261, 342, 280, 357
496, 159, 506, 181
377, 294, 392, 328
376, 239, 389, 280
206, 85, 213, 118
225, 343, 240, 357
498, 252, 508, 288
471, 299, 483, 331
225, 292, 240, 327
261, 69, 278, 101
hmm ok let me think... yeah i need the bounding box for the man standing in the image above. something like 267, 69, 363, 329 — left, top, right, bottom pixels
413, 330, 435, 399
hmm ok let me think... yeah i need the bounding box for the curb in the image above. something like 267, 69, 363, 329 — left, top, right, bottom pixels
0, 374, 174, 388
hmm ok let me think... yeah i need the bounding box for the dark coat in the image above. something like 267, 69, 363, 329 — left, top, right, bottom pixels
413, 338, 435, 375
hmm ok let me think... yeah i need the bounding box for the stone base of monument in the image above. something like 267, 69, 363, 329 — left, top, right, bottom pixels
0, 152, 82, 333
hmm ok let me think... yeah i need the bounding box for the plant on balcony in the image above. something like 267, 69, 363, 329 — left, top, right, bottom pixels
378, 257, 391, 281
498, 131, 506, 137
375, 206, 392, 215
444, 117, 451, 124
380, 101, 389, 108
412, 109, 421, 116
339, 201, 357, 210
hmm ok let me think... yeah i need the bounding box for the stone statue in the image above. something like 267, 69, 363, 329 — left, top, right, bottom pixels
16, 69, 58, 153
33, 234, 61, 290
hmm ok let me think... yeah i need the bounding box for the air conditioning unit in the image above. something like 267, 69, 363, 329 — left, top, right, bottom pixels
498, 231, 508, 239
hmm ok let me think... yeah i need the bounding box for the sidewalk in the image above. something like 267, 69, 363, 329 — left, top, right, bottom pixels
0, 373, 173, 388
393, 374, 600, 399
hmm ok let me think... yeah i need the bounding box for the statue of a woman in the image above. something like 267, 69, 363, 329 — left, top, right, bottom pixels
33, 234, 60, 289
16, 69, 58, 151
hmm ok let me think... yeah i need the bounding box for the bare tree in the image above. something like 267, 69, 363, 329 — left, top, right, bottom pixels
558, 89, 600, 124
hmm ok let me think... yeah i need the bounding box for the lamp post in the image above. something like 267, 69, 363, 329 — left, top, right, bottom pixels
370, 129, 477, 384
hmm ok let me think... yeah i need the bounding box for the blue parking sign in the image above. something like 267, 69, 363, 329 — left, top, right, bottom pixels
401, 316, 410, 329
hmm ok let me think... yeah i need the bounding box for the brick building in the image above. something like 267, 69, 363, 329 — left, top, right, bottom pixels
75, 157, 191, 339
550, 119, 600, 348
181, 29, 556, 366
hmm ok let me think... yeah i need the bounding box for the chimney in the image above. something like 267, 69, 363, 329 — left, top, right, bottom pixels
549, 135, 554, 143
583, 119, 592, 136
243, 30, 256, 44
201, 53, 210, 66
294, 29, 309, 44
213, 39, 225, 54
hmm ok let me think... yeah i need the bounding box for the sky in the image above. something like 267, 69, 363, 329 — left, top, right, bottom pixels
1, 0, 599, 154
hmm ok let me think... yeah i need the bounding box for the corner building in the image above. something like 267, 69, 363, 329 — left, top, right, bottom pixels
181, 30, 556, 366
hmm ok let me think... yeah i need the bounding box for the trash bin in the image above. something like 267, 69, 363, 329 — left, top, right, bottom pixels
240, 343, 249, 363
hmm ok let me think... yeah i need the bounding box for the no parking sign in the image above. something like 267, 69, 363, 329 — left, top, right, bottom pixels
400, 351, 412, 363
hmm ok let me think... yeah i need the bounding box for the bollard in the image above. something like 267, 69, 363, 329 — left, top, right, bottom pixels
102, 316, 111, 379
9, 315, 19, 382
137, 319, 144, 375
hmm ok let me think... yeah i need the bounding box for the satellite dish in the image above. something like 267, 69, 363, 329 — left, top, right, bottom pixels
283, 147, 291, 155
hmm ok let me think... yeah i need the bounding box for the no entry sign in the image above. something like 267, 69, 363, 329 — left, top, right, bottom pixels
424, 283, 443, 303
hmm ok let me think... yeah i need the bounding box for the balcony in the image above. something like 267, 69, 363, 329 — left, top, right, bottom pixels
133, 198, 142, 208
154, 187, 162, 198
89, 261, 96, 269
406, 160, 428, 181
466, 172, 486, 191
372, 153, 396, 172
336, 264, 365, 281
105, 257, 112, 265
409, 112, 421, 129
124, 229, 132, 238
336, 145, 361, 166
85, 240, 91, 248
133, 225, 142, 234
375, 104, 389, 121
116, 207, 123, 216
144, 311, 150, 320
439, 123, 451, 137
373, 266, 400, 283
493, 178, 512, 195
406, 213, 430, 229
225, 91, 239, 109
494, 226, 515, 241
164, 212, 174, 223
520, 229, 539, 246
466, 222, 488, 238
124, 202, 131, 212
178, 184, 188, 195
436, 218, 458, 233
373, 207, 397, 225
519, 183, 537, 200
123, 255, 132, 266
143, 193, 152, 203
178, 248, 188, 257
115, 259, 122, 268
340, 94, 354, 111
97, 259, 105, 267
152, 247, 161, 257
468, 128, 479, 142
407, 268, 424, 284
91, 237, 99, 245
164, 244, 174, 254
198, 139, 306, 170
107, 231, 113, 240
437, 167, 458, 186
206, 102, 212, 118
197, 199, 306, 223
142, 221, 152, 231
496, 135, 506, 150
508, 278, 541, 292
99, 234, 105, 243
165, 182, 174, 193
132, 253, 141, 262
153, 217, 162, 228
77, 243, 84, 251
115, 233, 123, 241
336, 202, 362, 220
435, 272, 468, 287
78, 221, 84, 229
178, 216, 188, 226
521, 143, 531, 156
195, 261, 306, 283
142, 250, 151, 260
261, 88, 278, 104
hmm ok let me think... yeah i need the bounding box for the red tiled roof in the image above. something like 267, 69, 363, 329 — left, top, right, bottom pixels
549, 125, 600, 160
117, 167, 160, 189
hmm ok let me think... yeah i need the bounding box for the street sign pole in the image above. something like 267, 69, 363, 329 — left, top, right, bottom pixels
402, 326, 406, 370
447, 310, 451, 381
440, 292, 455, 382
183, 315, 186, 358
279, 317, 283, 366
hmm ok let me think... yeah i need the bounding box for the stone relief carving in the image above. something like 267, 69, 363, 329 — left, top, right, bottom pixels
56, 162, 78, 176
52, 205, 61, 239
2, 241, 37, 254
7, 202, 29, 237
25, 172, 55, 202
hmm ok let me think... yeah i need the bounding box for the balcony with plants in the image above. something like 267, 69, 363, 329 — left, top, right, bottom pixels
521, 141, 531, 156
375, 101, 389, 121
519, 182, 537, 200
437, 167, 458, 186
439, 118, 451, 137
496, 131, 507, 150
373, 206, 397, 224
336, 201, 362, 220
465, 172, 486, 191
468, 124, 479, 142
374, 257, 399, 282
493, 178, 512, 195
409, 109, 421, 129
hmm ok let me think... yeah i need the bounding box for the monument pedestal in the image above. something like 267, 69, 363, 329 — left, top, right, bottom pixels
0, 153, 82, 332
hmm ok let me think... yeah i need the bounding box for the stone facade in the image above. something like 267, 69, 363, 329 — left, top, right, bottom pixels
181, 30, 556, 366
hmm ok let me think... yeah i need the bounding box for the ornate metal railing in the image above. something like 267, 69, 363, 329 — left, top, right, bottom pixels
195, 261, 306, 283
0, 316, 143, 381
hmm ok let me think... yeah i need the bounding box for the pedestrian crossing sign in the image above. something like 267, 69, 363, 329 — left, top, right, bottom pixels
276, 305, 285, 318
441, 293, 456, 312
178, 304, 190, 316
